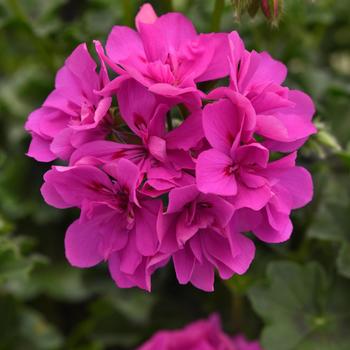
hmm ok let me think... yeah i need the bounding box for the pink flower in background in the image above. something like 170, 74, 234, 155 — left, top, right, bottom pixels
25, 3, 315, 292
25, 44, 112, 162
232, 335, 262, 350
137, 314, 262, 350
99, 3, 230, 109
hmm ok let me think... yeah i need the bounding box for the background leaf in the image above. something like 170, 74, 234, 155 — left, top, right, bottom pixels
248, 261, 350, 350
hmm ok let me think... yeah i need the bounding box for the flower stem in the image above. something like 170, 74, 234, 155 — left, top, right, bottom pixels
122, 0, 134, 27
211, 0, 225, 32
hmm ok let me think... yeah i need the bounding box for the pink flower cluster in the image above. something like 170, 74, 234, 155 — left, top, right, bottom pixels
137, 314, 262, 350
25, 4, 315, 291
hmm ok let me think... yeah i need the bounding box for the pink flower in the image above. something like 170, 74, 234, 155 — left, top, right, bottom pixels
41, 158, 168, 290
232, 335, 262, 350
99, 3, 230, 109
24, 4, 316, 292
196, 95, 272, 210
137, 314, 262, 350
69, 79, 203, 196
210, 31, 317, 152
232, 152, 313, 243
25, 44, 112, 162
158, 184, 255, 291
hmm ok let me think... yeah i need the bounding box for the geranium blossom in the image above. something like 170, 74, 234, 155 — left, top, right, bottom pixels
137, 314, 262, 350
26, 3, 315, 291
41, 159, 168, 290
211, 32, 317, 152
158, 184, 255, 291
25, 44, 112, 162
98, 3, 230, 109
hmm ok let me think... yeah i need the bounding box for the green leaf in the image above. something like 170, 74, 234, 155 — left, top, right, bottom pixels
0, 234, 43, 285
248, 261, 350, 350
0, 297, 63, 350
18, 309, 64, 350
28, 264, 91, 302
308, 171, 350, 278
337, 243, 350, 279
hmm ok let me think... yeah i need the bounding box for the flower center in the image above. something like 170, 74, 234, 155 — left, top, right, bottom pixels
225, 163, 239, 176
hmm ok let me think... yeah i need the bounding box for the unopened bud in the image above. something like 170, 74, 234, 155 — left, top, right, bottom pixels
261, 0, 283, 25
231, 0, 253, 20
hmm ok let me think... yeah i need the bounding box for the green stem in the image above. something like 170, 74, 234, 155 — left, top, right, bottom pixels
164, 0, 174, 12
122, 0, 134, 27
211, 0, 225, 32
231, 285, 243, 332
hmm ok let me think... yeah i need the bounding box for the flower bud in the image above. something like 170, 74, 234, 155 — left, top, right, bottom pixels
261, 0, 283, 25
231, 0, 253, 20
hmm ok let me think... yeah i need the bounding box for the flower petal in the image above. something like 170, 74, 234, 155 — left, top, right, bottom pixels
196, 149, 237, 196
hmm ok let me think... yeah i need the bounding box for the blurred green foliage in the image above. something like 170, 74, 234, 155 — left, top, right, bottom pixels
0, 0, 349, 349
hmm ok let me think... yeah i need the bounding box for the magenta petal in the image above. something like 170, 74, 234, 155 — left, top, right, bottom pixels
175, 213, 200, 246
108, 253, 134, 288
202, 99, 241, 153
148, 83, 197, 97
231, 208, 262, 232
119, 233, 143, 275
201, 194, 235, 228
62, 43, 99, 97
196, 149, 237, 196
235, 143, 269, 168
166, 110, 204, 151
285, 89, 315, 121
69, 141, 144, 166
138, 12, 197, 62
173, 247, 195, 285
254, 210, 293, 243
148, 136, 167, 162
256, 114, 289, 141
228, 31, 245, 89
190, 260, 215, 292
239, 51, 287, 92
278, 166, 313, 209
135, 199, 161, 256
232, 335, 262, 350
228, 231, 255, 275
135, 3, 157, 30
65, 219, 103, 268
202, 230, 236, 275
108, 252, 141, 289
40, 181, 71, 209
234, 183, 272, 210
167, 185, 199, 213
266, 151, 296, 170
263, 137, 308, 153
195, 33, 230, 82
103, 158, 140, 201
157, 211, 178, 253
42, 165, 112, 208
117, 79, 158, 135
50, 128, 74, 161
27, 134, 56, 162
269, 113, 316, 142
106, 26, 145, 63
